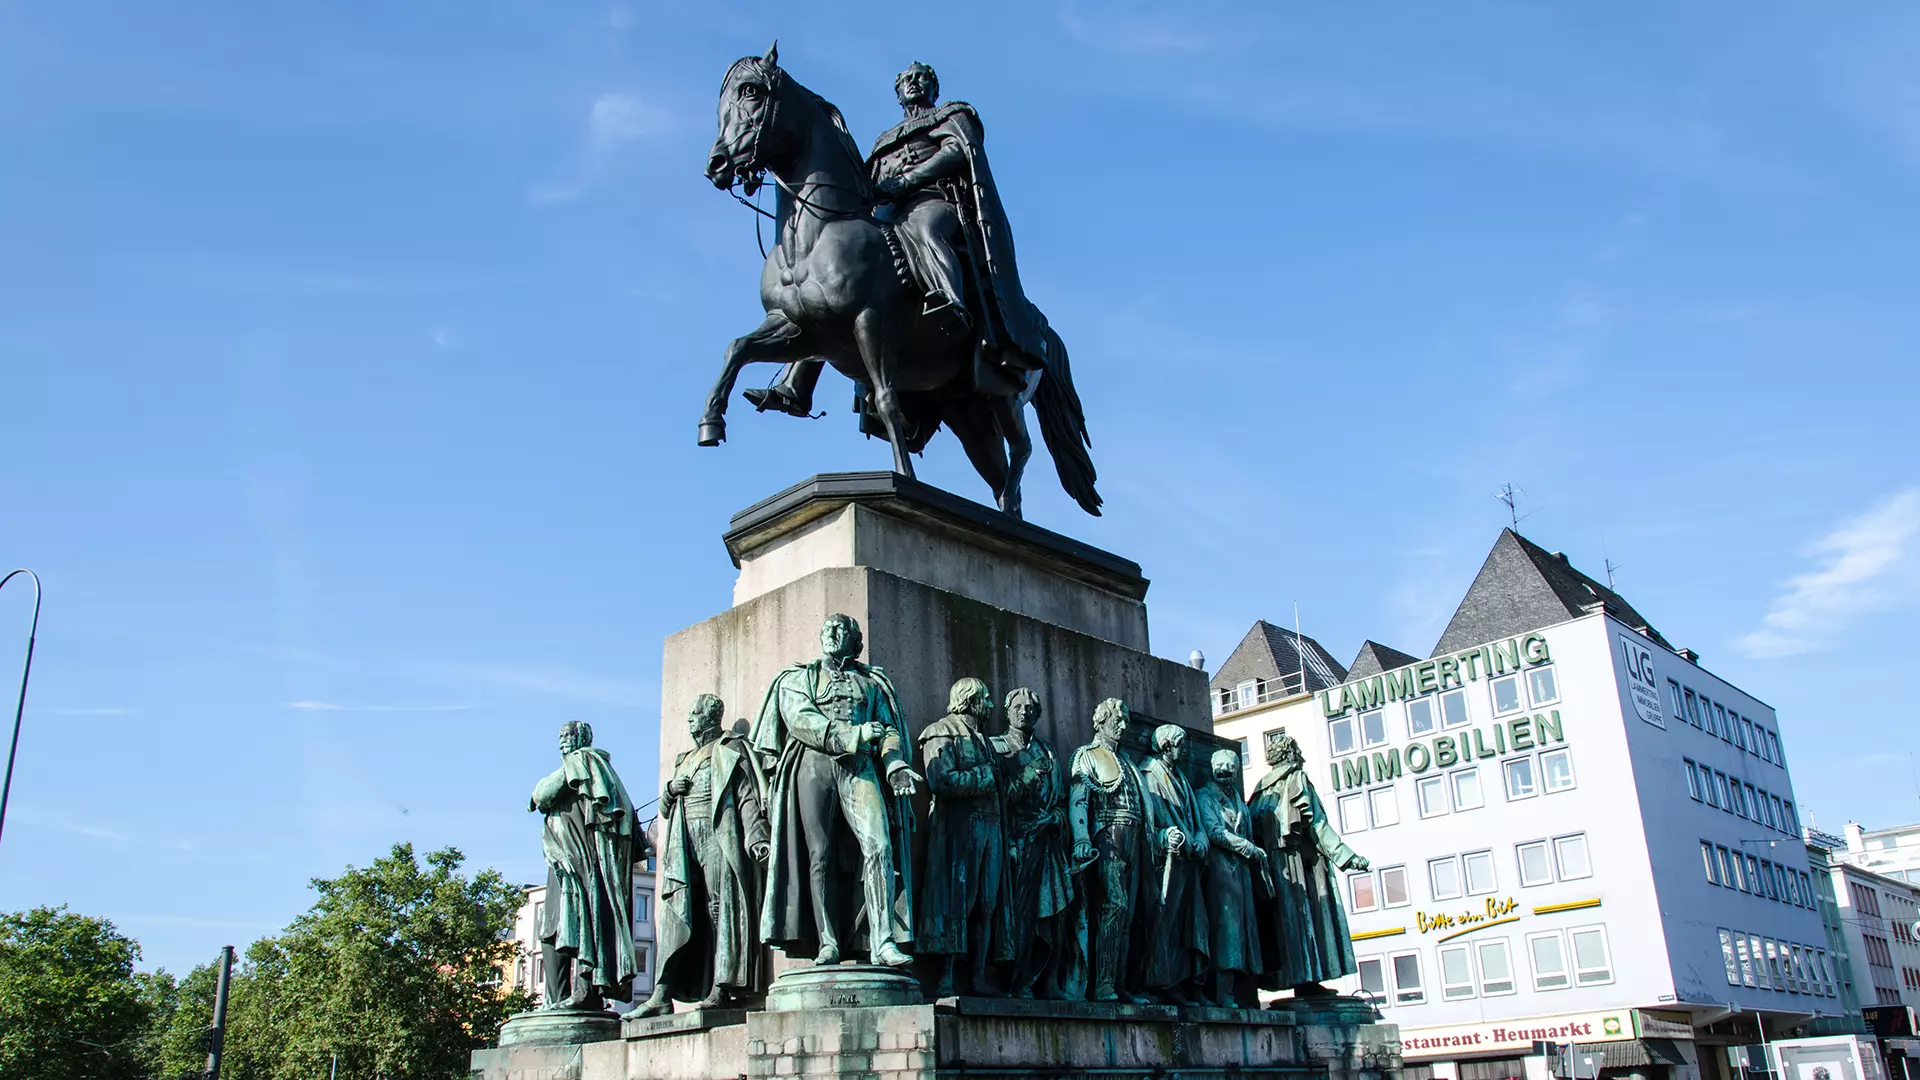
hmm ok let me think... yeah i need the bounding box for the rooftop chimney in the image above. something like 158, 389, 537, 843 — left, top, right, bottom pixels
1846, 821, 1866, 853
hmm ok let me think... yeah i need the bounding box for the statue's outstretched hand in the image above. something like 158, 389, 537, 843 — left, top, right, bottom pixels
877, 176, 907, 200
889, 766, 922, 796
1072, 839, 1097, 865
1346, 853, 1371, 872
751, 842, 770, 864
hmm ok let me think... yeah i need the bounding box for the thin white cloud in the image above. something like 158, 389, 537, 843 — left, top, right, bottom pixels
1741, 487, 1920, 658
286, 700, 475, 713
532, 92, 669, 205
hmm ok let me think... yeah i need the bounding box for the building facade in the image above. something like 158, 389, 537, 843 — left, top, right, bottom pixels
1214, 530, 1841, 1080
1835, 823, 1920, 889
507, 851, 658, 1008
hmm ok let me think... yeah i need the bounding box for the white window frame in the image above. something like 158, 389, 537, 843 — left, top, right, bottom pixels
1348, 870, 1379, 913
1356, 955, 1386, 999
1504, 756, 1539, 801
1369, 785, 1400, 829
1429, 855, 1464, 901
1490, 673, 1525, 716
1540, 747, 1576, 792
1406, 697, 1438, 737
1463, 849, 1497, 896
1338, 791, 1369, 834
1450, 766, 1484, 811
1526, 663, 1560, 707
1416, 775, 1448, 819
1359, 709, 1388, 749
1439, 688, 1471, 728
1518, 840, 1554, 887
1684, 759, 1701, 800
1476, 937, 1517, 996
1569, 924, 1614, 986
1719, 929, 1741, 986
1328, 715, 1356, 758
1438, 943, 1477, 1000
1528, 930, 1571, 990
1379, 864, 1411, 909
1390, 949, 1426, 1005
1552, 833, 1592, 880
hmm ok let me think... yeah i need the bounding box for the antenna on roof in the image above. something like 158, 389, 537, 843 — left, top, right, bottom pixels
1495, 483, 1534, 530
1604, 558, 1623, 590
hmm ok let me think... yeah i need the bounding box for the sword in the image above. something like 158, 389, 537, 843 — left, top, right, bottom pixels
1160, 831, 1179, 905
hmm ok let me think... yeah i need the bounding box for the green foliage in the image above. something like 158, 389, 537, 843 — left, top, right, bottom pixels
0, 907, 160, 1080
219, 843, 533, 1080
150, 962, 217, 1080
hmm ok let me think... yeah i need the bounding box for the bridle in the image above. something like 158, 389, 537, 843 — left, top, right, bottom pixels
722, 59, 875, 252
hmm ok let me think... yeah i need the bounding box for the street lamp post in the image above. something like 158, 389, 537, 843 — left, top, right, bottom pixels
0, 568, 43, 850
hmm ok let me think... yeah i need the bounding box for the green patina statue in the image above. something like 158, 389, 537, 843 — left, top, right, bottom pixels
1137, 723, 1211, 1004
1068, 698, 1149, 1003
1250, 729, 1370, 996
1197, 747, 1268, 1007
751, 614, 920, 967
530, 721, 641, 1011
916, 677, 1014, 997
638, 694, 771, 1016
991, 687, 1078, 1000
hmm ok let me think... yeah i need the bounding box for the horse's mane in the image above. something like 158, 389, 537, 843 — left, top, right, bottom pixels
725, 56, 873, 197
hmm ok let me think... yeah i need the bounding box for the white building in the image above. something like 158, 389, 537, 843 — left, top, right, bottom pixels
1215, 529, 1840, 1080
507, 849, 658, 1008
1834, 823, 1920, 889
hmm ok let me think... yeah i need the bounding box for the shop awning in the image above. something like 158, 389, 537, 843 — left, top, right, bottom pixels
1597, 1039, 1692, 1069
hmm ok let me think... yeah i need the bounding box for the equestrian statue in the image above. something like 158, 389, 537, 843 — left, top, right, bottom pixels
702, 45, 1101, 518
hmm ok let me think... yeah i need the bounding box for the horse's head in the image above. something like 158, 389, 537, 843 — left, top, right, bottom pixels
707, 42, 794, 194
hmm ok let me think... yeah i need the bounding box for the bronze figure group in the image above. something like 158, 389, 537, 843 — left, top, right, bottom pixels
629, 615, 1369, 1013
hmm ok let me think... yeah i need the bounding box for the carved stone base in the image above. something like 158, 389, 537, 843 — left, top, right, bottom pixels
496, 1006, 622, 1047
765, 963, 923, 1011
1273, 993, 1382, 1026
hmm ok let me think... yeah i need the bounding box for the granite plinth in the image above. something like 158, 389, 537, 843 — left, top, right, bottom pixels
764, 963, 922, 1011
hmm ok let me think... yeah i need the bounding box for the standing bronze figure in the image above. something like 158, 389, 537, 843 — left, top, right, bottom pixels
751, 614, 920, 967
1196, 747, 1267, 1008
639, 695, 771, 1015
1250, 730, 1370, 995
529, 721, 641, 1010
916, 677, 1013, 997
1068, 698, 1148, 1003
702, 46, 1100, 518
992, 687, 1076, 999
1137, 724, 1210, 1004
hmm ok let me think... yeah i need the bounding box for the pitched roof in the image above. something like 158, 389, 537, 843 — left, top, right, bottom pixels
1431, 528, 1671, 657
1347, 640, 1422, 680
1211, 620, 1349, 696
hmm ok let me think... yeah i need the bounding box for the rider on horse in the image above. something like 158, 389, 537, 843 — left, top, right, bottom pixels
744, 61, 1048, 419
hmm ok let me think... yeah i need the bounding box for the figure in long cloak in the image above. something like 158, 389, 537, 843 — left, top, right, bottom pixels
1136, 723, 1210, 1004
638, 695, 770, 1015
991, 686, 1076, 999
1068, 698, 1149, 1003
1196, 747, 1267, 1007
1250, 729, 1370, 994
916, 677, 1013, 997
751, 614, 920, 966
529, 721, 640, 1009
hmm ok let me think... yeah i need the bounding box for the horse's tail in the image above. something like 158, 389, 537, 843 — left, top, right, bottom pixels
1031, 320, 1102, 517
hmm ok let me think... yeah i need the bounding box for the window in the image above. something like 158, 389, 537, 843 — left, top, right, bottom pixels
1768, 730, 1783, 764
1360, 710, 1387, 748
1541, 748, 1575, 792
1554, 834, 1592, 880
1698, 763, 1719, 806
1714, 703, 1730, 741
1719, 929, 1741, 985
1570, 926, 1613, 986
1391, 951, 1426, 1004
1762, 937, 1782, 990
1357, 956, 1385, 997
1440, 945, 1476, 1000
1743, 717, 1758, 754
1369, 786, 1400, 829
1440, 689, 1470, 728
635, 893, 652, 921
1746, 784, 1762, 820
1719, 846, 1741, 890
1417, 776, 1448, 818
1237, 680, 1258, 709
1492, 674, 1524, 715
1760, 789, 1778, 828
1801, 872, 1814, 908
1730, 781, 1748, 819
1430, 856, 1464, 901
1451, 767, 1484, 811
1751, 934, 1770, 987
1522, 841, 1555, 887
1668, 679, 1686, 722
1464, 850, 1497, 895
1380, 865, 1411, 908
1736, 934, 1756, 986
1784, 801, 1798, 832
1746, 855, 1765, 897
1329, 716, 1356, 757
635, 944, 650, 972
1683, 688, 1700, 726
1339, 792, 1369, 833
1685, 759, 1701, 800
1407, 697, 1437, 737
1504, 756, 1538, 800
1714, 771, 1732, 811
1529, 931, 1571, 990
1527, 664, 1559, 706
1477, 938, 1516, 995
1348, 871, 1378, 913
1772, 795, 1787, 831
1702, 841, 1720, 885
1237, 738, 1251, 768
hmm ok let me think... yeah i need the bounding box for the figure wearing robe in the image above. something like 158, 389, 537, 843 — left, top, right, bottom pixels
1136, 726, 1210, 1004
1250, 732, 1369, 992
1196, 748, 1267, 1007
992, 687, 1076, 999
916, 678, 1013, 996
530, 721, 640, 1009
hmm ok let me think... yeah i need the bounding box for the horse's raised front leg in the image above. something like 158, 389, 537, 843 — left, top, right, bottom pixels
851, 308, 914, 479
699, 312, 806, 446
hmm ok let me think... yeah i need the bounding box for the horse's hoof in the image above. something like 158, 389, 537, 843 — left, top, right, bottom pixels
697, 421, 725, 447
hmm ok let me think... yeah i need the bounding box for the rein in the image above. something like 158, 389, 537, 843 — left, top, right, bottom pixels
721, 59, 878, 257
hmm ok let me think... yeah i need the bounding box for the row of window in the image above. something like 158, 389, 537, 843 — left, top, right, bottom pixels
1716, 928, 1836, 997
1330, 664, 1561, 757
1699, 841, 1816, 909
1359, 924, 1614, 1006
1684, 758, 1798, 835
1669, 680, 1783, 766
1901, 967, 1920, 992
1347, 834, 1594, 913
1334, 750, 1578, 836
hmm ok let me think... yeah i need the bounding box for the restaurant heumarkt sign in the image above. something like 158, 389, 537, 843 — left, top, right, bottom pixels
1398, 1010, 1634, 1058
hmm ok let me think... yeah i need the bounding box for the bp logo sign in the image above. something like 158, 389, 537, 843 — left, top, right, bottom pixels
1619, 634, 1665, 729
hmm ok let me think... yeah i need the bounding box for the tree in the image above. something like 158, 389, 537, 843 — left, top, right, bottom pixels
214, 843, 532, 1080
0, 907, 160, 1080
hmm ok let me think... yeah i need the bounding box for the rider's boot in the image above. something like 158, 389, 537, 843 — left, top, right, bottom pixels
743, 361, 823, 417
921, 291, 971, 339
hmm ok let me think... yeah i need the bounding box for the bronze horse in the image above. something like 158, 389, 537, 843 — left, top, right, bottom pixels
701, 46, 1100, 518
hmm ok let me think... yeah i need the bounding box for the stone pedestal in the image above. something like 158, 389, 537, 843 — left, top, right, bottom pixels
657, 471, 1220, 796
764, 964, 922, 1011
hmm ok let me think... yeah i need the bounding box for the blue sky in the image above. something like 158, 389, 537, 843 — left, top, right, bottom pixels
2, 2, 1917, 975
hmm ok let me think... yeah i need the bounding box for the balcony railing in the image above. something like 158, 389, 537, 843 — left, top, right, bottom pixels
1213, 673, 1306, 717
